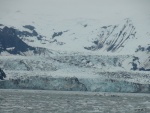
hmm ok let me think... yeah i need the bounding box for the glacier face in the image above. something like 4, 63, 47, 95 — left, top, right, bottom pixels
0, 73, 150, 93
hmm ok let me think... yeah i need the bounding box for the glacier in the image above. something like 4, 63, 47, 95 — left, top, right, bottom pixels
0, 55, 150, 93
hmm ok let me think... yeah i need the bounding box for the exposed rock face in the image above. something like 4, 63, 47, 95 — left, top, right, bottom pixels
23, 25, 35, 31
0, 26, 35, 54
133, 45, 150, 71
135, 45, 150, 52
0, 68, 6, 80
52, 31, 63, 39
84, 19, 136, 52
0, 26, 53, 56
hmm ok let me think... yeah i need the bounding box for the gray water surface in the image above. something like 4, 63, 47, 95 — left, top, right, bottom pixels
0, 89, 150, 113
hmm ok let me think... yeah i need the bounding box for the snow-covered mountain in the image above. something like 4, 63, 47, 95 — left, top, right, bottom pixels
0, 0, 150, 92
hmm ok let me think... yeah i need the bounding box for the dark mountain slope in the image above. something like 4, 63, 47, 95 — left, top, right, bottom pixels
0, 26, 36, 54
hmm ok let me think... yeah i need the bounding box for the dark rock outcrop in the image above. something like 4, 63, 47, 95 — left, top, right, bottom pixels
0, 25, 48, 55
84, 19, 136, 52
52, 32, 63, 39
0, 26, 35, 54
0, 68, 6, 80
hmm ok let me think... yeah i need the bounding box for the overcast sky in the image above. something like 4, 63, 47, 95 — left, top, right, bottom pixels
0, 0, 149, 19
0, 0, 150, 32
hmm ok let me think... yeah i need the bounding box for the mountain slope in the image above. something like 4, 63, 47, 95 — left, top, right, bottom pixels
0, 26, 35, 54
1, 18, 146, 55
84, 19, 136, 52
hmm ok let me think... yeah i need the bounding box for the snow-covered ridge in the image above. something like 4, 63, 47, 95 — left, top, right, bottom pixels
7, 19, 140, 54
1, 18, 148, 55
